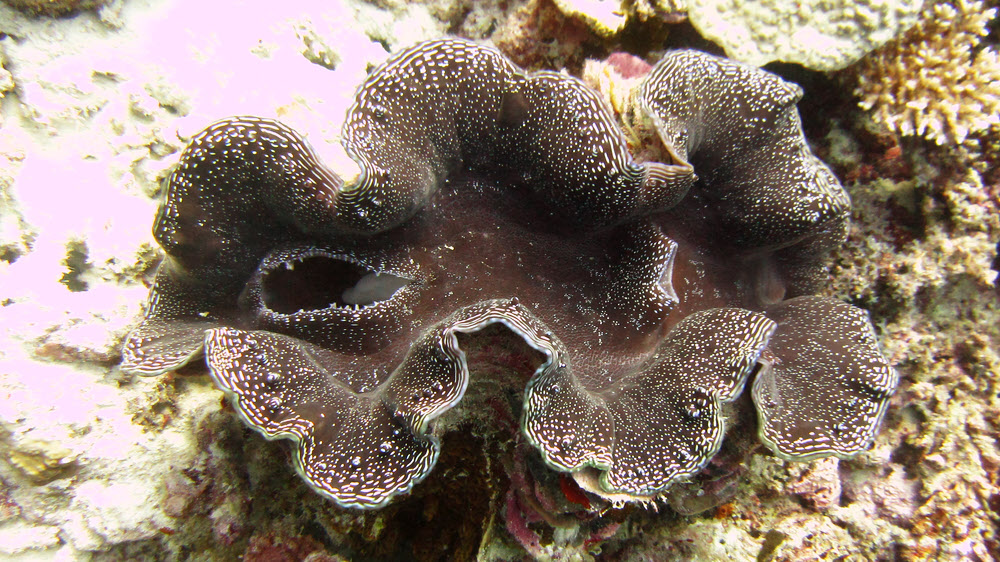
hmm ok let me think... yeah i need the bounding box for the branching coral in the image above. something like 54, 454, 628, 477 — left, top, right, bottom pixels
855, 0, 1000, 145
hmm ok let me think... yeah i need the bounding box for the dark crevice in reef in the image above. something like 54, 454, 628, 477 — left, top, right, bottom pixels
984, 6, 998, 46
59, 239, 90, 292
992, 238, 1000, 292
890, 440, 926, 481
616, 12, 673, 57
332, 430, 507, 561
756, 529, 788, 562
765, 62, 851, 141
444, 4, 474, 36
0, 245, 21, 264
657, 18, 726, 58
847, 275, 905, 327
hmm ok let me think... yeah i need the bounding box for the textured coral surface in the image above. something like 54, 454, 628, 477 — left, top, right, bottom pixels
0, 0, 997, 560
684, 0, 922, 70
855, 0, 1000, 145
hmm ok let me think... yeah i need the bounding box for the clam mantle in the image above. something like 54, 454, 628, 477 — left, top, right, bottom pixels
121, 39, 896, 509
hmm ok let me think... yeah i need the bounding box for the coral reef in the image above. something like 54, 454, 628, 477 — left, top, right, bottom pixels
492, 0, 597, 71
684, 0, 922, 71
785, 457, 841, 510
0, 0, 997, 559
813, 86, 1000, 557
854, 0, 1000, 145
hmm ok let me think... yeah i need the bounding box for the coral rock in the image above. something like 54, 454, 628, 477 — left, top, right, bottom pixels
685, 0, 922, 71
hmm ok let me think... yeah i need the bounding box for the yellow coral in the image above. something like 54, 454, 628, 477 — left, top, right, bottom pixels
855, 0, 1000, 145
